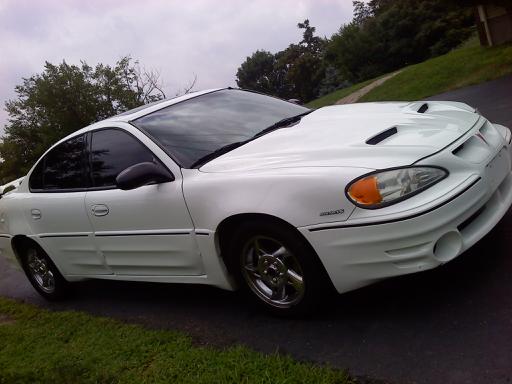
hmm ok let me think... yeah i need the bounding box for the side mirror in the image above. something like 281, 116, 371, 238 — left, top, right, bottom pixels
116, 162, 174, 191
0, 184, 16, 198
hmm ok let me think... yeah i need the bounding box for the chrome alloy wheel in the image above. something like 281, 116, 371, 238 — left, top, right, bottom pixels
26, 248, 55, 293
241, 236, 305, 308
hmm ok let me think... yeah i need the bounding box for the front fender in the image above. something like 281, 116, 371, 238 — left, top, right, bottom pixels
182, 167, 369, 230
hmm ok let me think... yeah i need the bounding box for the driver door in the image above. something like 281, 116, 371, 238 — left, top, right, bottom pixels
84, 128, 202, 276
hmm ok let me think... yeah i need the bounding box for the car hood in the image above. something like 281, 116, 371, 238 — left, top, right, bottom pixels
200, 101, 480, 172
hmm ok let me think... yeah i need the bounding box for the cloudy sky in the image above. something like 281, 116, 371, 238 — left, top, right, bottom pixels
0, 0, 354, 134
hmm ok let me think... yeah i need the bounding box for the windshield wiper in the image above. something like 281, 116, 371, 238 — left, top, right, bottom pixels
252, 110, 313, 139
190, 141, 248, 168
191, 110, 313, 168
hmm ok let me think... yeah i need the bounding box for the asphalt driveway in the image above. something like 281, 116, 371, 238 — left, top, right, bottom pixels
2, 75, 512, 384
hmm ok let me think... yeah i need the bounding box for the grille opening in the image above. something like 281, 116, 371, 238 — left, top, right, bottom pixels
458, 206, 486, 233
417, 103, 429, 113
366, 127, 398, 145
451, 136, 491, 163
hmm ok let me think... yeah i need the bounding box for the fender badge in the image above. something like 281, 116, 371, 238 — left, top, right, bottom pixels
319, 209, 344, 217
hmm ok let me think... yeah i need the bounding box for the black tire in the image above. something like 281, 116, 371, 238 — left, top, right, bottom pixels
226, 220, 333, 317
18, 241, 70, 301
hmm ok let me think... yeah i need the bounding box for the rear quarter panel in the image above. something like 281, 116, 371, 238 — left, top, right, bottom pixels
0, 192, 34, 267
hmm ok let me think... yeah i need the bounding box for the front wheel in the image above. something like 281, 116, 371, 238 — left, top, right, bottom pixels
227, 221, 332, 316
19, 242, 70, 301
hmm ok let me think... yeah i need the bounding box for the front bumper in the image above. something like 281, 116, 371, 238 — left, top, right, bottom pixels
300, 154, 512, 294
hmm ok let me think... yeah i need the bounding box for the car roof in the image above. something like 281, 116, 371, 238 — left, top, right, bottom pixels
104, 87, 224, 123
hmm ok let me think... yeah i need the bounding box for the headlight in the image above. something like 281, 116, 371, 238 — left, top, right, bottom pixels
346, 166, 448, 209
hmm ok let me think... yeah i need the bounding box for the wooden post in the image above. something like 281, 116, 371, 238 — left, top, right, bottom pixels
478, 4, 494, 46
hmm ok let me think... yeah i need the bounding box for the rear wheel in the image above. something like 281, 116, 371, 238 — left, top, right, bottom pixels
19, 241, 70, 301
227, 221, 332, 316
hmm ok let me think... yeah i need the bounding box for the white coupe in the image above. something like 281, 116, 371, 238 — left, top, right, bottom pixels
1, 88, 511, 315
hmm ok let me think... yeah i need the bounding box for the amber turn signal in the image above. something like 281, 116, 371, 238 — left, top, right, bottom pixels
347, 176, 382, 206
347, 167, 447, 209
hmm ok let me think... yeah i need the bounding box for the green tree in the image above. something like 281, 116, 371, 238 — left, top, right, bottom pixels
453, 0, 511, 6
236, 20, 327, 103
352, 1, 374, 25
326, 0, 474, 82
0, 57, 167, 183
283, 20, 328, 102
235, 50, 291, 97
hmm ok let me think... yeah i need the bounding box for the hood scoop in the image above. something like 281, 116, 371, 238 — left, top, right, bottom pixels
366, 127, 398, 145
417, 103, 429, 113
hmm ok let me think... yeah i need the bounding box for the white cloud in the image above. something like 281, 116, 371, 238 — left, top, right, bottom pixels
0, 0, 353, 134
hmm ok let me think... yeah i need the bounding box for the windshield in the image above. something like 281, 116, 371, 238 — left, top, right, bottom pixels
132, 89, 310, 168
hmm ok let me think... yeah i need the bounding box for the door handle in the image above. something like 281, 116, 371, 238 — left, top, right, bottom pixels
31, 209, 42, 220
91, 204, 109, 217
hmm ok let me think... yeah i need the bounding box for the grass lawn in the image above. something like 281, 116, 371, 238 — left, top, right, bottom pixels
0, 297, 353, 384
308, 37, 512, 107
305, 77, 379, 109
360, 37, 512, 102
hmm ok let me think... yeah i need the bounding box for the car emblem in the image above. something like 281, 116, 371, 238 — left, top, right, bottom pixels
319, 209, 344, 217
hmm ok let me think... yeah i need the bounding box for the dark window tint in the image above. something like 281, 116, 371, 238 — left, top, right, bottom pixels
30, 134, 88, 191
91, 129, 155, 187
29, 161, 44, 190
132, 89, 309, 168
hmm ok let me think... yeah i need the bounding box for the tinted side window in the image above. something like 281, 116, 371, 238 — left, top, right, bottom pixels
30, 134, 88, 191
91, 129, 155, 188
29, 161, 44, 190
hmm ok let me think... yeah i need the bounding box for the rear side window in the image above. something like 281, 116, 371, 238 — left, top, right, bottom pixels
29, 134, 88, 191
90, 129, 155, 188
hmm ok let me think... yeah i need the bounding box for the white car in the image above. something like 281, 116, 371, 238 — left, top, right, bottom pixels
1, 88, 511, 315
